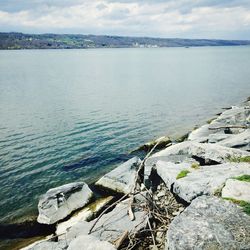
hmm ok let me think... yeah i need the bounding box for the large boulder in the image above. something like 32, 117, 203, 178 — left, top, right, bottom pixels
217, 129, 250, 150
68, 235, 116, 250
166, 196, 250, 250
95, 157, 141, 194
211, 106, 250, 128
148, 141, 250, 164
222, 179, 250, 203
156, 161, 250, 203
144, 153, 198, 188
37, 182, 93, 225
188, 124, 213, 142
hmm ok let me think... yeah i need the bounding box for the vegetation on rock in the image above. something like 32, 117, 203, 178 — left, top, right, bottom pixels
233, 175, 250, 182
176, 170, 190, 179
224, 198, 250, 215
191, 163, 200, 169
228, 156, 250, 163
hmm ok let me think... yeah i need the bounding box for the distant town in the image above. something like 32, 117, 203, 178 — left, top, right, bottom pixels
1, 32, 250, 49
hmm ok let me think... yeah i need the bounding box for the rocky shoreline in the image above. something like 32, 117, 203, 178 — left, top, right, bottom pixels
21, 98, 250, 250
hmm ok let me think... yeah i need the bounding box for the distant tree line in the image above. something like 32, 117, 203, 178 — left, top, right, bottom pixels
1, 32, 250, 49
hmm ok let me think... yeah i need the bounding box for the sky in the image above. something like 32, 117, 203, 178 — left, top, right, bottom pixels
0, 0, 250, 39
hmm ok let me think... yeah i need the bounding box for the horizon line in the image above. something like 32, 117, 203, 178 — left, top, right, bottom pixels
1, 31, 250, 42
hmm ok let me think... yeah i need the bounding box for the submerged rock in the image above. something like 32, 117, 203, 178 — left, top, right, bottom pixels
156, 161, 250, 203
95, 157, 141, 194
68, 235, 116, 250
37, 182, 93, 225
167, 196, 250, 250
222, 179, 250, 203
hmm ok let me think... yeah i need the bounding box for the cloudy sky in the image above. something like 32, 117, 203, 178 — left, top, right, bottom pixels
0, 0, 250, 39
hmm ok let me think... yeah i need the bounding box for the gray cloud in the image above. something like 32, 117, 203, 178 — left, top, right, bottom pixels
0, 0, 250, 39
105, 8, 130, 20
96, 3, 108, 11
0, 0, 83, 12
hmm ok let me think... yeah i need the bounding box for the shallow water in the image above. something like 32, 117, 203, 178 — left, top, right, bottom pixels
0, 47, 250, 224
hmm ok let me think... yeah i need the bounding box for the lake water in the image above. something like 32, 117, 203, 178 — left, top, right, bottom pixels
0, 47, 250, 225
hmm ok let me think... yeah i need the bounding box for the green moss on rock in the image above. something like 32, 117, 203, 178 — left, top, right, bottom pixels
233, 175, 250, 182
228, 156, 250, 163
176, 170, 190, 179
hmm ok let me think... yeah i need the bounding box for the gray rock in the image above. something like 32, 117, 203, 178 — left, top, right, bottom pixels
188, 124, 213, 142
222, 179, 250, 202
37, 182, 93, 224
217, 129, 250, 150
144, 152, 198, 188
149, 141, 250, 164
156, 161, 191, 191
68, 235, 116, 250
208, 133, 233, 143
66, 193, 147, 243
22, 238, 67, 250
156, 161, 250, 203
211, 106, 250, 128
95, 157, 141, 194
167, 196, 250, 250
56, 196, 113, 236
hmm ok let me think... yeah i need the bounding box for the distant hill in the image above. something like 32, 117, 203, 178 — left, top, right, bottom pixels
1, 32, 250, 49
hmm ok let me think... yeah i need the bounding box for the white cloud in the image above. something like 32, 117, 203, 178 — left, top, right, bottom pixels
0, 0, 250, 39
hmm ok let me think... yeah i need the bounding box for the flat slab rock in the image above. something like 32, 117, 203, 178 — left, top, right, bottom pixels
68, 235, 115, 250
211, 106, 250, 127
22, 238, 66, 250
65, 192, 148, 243
56, 196, 113, 236
156, 161, 250, 203
96, 157, 141, 194
188, 124, 214, 142
37, 182, 93, 224
222, 179, 250, 203
217, 129, 250, 150
167, 196, 250, 250
149, 141, 250, 164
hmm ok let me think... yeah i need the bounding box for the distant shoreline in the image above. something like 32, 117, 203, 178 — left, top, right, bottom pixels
1, 45, 250, 51
1, 32, 250, 50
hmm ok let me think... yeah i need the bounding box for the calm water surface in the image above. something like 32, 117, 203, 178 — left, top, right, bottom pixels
0, 47, 250, 224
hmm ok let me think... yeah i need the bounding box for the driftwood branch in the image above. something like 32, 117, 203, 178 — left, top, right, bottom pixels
209, 125, 247, 130
115, 230, 129, 249
147, 215, 156, 247
128, 140, 162, 221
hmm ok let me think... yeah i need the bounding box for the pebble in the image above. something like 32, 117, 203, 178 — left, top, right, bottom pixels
157, 190, 166, 198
